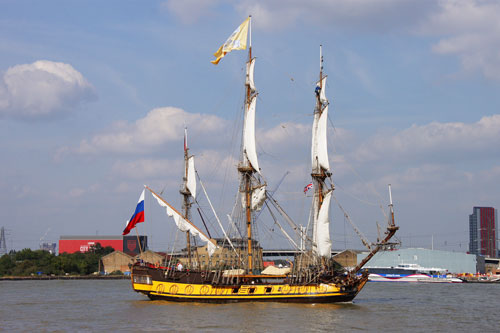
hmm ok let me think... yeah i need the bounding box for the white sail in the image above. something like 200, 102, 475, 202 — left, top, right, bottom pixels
311, 192, 319, 252
246, 58, 256, 92
243, 95, 260, 173
317, 105, 329, 171
151, 192, 216, 256
251, 185, 266, 211
311, 111, 320, 171
318, 76, 328, 105
315, 190, 332, 258
186, 156, 196, 199
241, 192, 246, 209
311, 105, 329, 172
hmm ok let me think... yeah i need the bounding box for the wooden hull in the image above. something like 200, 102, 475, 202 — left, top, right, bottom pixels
131, 265, 367, 304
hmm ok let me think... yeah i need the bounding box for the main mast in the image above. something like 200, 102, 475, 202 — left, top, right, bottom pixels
237, 16, 259, 273
211, 15, 261, 274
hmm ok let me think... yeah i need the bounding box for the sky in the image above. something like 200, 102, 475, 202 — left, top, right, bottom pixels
1, 0, 499, 254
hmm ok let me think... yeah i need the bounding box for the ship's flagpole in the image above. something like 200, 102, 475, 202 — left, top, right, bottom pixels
135, 225, 143, 255
136, 193, 144, 255
320, 44, 323, 75
249, 15, 252, 48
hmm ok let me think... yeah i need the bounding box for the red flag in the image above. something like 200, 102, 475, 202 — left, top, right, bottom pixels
123, 190, 145, 235
303, 183, 313, 194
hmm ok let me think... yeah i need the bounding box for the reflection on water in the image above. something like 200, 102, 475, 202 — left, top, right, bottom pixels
0, 280, 498, 332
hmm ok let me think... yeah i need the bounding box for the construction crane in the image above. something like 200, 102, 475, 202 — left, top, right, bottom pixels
39, 227, 56, 253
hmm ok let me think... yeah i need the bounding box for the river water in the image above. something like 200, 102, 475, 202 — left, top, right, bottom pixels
0, 279, 497, 332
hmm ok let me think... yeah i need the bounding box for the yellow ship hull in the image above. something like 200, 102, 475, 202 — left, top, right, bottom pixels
132, 273, 367, 303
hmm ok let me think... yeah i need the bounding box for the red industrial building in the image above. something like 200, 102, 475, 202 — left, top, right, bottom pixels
59, 235, 147, 256
469, 207, 498, 257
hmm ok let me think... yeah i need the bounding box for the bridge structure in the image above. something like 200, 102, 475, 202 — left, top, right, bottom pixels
262, 249, 347, 257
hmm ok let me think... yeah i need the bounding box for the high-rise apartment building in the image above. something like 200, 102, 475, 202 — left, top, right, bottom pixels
469, 207, 498, 257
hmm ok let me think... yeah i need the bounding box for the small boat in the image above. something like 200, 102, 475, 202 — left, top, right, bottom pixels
128, 16, 398, 303
464, 276, 500, 283
366, 264, 463, 283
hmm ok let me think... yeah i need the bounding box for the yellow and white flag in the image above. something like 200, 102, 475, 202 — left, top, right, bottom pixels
211, 17, 250, 65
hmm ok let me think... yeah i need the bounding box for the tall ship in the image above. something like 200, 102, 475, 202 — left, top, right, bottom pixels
128, 16, 398, 303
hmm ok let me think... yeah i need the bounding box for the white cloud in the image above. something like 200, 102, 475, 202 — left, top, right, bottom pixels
383, 164, 464, 191
259, 121, 351, 155
68, 184, 101, 198
256, 120, 355, 181
354, 162, 500, 219
259, 122, 309, 151
0, 60, 95, 120
111, 150, 239, 187
422, 0, 500, 80
161, 0, 433, 31
235, 0, 434, 31
74, 107, 228, 154
111, 158, 182, 179
353, 115, 500, 163
65, 108, 500, 243
68, 188, 86, 198
195, 149, 238, 177
14, 185, 37, 199
161, 0, 500, 80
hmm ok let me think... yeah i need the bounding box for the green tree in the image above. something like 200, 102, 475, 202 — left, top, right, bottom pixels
0, 243, 117, 276
0, 254, 15, 276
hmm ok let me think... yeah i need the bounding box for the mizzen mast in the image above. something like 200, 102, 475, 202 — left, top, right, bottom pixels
352, 184, 399, 273
311, 45, 333, 260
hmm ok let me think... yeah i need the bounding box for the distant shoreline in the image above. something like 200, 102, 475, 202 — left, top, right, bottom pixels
0, 275, 130, 281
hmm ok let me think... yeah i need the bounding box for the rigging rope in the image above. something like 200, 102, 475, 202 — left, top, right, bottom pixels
196, 170, 238, 254
166, 227, 180, 269
264, 201, 300, 250
332, 194, 372, 251
327, 115, 387, 208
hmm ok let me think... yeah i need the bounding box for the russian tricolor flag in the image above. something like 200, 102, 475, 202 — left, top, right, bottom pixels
122, 189, 145, 235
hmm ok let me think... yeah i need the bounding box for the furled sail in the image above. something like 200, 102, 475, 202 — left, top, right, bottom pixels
311, 191, 319, 252
311, 112, 320, 171
246, 58, 256, 92
243, 95, 260, 173
251, 185, 266, 211
311, 105, 330, 172
240, 185, 266, 211
318, 76, 328, 105
186, 156, 196, 199
315, 190, 332, 258
317, 105, 329, 171
151, 191, 216, 256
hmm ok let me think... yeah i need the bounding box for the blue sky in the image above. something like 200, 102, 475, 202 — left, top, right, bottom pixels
1, 0, 499, 253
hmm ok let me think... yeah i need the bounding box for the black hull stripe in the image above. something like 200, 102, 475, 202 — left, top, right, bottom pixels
146, 293, 357, 303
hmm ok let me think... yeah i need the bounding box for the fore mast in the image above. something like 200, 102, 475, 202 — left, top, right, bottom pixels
180, 128, 196, 268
